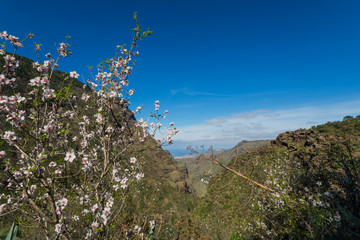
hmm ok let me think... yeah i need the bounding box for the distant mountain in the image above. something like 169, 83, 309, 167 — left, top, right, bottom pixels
175, 140, 271, 196
174, 148, 225, 159
215, 139, 272, 161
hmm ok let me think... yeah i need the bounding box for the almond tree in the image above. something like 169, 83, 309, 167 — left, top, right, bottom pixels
0, 15, 177, 239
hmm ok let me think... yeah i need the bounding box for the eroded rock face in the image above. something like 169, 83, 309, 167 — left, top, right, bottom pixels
274, 129, 355, 147
138, 140, 191, 193
271, 128, 360, 169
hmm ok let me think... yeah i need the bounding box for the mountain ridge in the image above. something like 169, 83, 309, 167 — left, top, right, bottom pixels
175, 139, 271, 196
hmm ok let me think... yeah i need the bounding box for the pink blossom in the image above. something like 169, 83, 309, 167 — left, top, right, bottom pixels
91, 203, 98, 213
109, 91, 117, 98
30, 185, 37, 192
41, 77, 49, 86
49, 162, 56, 167
0, 204, 6, 213
134, 225, 141, 233
70, 71, 79, 79
34, 45, 41, 53
28, 77, 40, 86
149, 220, 155, 228
0, 31, 8, 39
0, 74, 6, 84
135, 173, 144, 180
55, 223, 62, 233
43, 88, 56, 99
103, 207, 111, 215
3, 131, 17, 142
81, 93, 90, 102
106, 198, 114, 208
32, 62, 39, 68
44, 60, 51, 67
130, 157, 137, 164
91, 222, 99, 230
82, 209, 89, 216
106, 126, 114, 133
37, 152, 47, 161
64, 151, 76, 162
37, 65, 46, 73
155, 100, 160, 110
58, 198, 68, 206
94, 113, 104, 124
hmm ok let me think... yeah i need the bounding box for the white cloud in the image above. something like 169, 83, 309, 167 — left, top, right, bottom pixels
168, 100, 360, 152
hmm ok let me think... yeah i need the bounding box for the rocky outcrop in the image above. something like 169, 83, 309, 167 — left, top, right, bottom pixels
271, 128, 360, 169
139, 142, 191, 193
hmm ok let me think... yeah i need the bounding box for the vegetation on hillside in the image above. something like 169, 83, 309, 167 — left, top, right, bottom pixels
192, 117, 360, 239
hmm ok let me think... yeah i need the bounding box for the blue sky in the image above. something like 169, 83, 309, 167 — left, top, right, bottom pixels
3, 0, 360, 155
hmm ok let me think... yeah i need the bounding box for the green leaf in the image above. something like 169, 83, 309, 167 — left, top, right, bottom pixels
5, 223, 19, 240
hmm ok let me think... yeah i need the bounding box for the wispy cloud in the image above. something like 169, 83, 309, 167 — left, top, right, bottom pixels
167, 100, 360, 152
170, 87, 289, 98
170, 87, 232, 97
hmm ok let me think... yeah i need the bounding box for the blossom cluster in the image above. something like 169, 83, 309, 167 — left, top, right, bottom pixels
244, 154, 343, 239
0, 31, 23, 48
